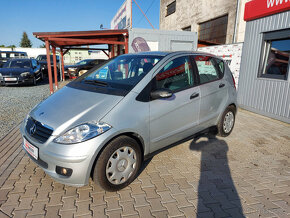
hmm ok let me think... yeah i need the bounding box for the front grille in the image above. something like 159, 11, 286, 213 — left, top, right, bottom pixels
26, 117, 53, 143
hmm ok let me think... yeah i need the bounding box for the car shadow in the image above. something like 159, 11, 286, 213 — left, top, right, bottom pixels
190, 133, 245, 217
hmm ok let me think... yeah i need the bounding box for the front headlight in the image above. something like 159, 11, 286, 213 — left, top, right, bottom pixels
20, 72, 30, 77
68, 67, 77, 71
54, 122, 111, 144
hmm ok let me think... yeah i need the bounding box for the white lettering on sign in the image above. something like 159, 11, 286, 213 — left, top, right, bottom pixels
267, 0, 289, 8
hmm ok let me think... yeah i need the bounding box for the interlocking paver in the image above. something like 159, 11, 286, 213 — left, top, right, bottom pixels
151, 210, 169, 218
119, 201, 138, 216
135, 205, 154, 217
45, 205, 61, 218
58, 209, 75, 218
61, 196, 76, 211
117, 189, 133, 202
162, 201, 183, 217
104, 197, 121, 211
142, 187, 159, 199
173, 193, 192, 208
74, 200, 92, 217
15, 197, 33, 210
147, 198, 166, 212
0, 211, 9, 218
157, 190, 176, 203
27, 201, 46, 216
179, 206, 197, 218
105, 209, 122, 218
131, 194, 150, 207
90, 205, 107, 218
90, 192, 106, 206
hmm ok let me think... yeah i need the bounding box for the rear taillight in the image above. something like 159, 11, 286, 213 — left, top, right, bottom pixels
231, 74, 236, 90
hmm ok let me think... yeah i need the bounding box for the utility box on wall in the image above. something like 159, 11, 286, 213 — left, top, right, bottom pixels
128, 28, 197, 53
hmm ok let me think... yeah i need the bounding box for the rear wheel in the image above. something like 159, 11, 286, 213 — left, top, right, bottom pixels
217, 106, 236, 137
93, 136, 142, 191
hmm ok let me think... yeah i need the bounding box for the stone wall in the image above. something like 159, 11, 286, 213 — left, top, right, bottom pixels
160, 0, 246, 44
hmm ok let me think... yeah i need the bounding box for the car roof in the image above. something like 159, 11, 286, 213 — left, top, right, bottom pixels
8, 58, 31, 61
0, 51, 27, 54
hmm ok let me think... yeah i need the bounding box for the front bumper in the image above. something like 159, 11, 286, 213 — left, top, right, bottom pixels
20, 120, 115, 186
0, 76, 33, 85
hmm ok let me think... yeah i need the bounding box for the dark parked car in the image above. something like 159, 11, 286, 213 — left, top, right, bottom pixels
0, 51, 28, 68
0, 58, 42, 86
36, 54, 60, 75
64, 59, 105, 78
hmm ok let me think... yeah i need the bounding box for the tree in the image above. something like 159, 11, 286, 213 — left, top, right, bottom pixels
7, 45, 16, 48
39, 43, 46, 48
20, 32, 32, 47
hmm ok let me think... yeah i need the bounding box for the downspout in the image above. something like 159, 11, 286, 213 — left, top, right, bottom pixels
233, 0, 241, 43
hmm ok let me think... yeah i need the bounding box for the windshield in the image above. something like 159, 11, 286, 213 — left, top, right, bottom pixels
37, 55, 59, 61
3, 59, 31, 68
80, 55, 163, 91
76, 60, 90, 65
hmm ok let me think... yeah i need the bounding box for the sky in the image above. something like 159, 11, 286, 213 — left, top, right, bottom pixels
0, 0, 160, 48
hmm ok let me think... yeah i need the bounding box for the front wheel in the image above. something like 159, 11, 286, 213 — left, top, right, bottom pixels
31, 76, 37, 86
93, 136, 142, 191
217, 106, 236, 137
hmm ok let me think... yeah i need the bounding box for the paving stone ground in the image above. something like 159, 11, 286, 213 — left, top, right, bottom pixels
0, 109, 289, 218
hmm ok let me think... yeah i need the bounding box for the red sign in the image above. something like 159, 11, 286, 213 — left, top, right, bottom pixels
244, 0, 290, 21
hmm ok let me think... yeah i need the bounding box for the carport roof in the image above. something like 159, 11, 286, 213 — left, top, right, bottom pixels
33, 29, 129, 47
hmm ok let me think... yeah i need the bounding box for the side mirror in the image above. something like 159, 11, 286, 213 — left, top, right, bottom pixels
150, 88, 173, 100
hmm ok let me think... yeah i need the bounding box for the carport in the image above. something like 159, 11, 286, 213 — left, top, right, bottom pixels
33, 30, 129, 94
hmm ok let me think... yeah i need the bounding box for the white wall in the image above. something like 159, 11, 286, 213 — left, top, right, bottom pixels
198, 43, 243, 87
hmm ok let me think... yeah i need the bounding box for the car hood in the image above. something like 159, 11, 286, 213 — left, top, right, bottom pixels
30, 86, 124, 136
0, 68, 32, 75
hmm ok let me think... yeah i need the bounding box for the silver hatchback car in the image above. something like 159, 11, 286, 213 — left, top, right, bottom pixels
21, 51, 237, 191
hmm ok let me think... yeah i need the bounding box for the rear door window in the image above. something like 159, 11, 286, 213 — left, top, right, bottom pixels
193, 55, 221, 84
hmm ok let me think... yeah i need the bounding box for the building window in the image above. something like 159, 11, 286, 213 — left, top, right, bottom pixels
199, 15, 228, 44
259, 29, 290, 80
182, 26, 191, 31
166, 1, 176, 16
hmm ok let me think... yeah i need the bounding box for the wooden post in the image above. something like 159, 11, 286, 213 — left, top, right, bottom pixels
60, 48, 65, 81
125, 36, 128, 54
45, 40, 54, 94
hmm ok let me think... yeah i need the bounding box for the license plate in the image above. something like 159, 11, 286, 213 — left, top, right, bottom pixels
23, 138, 38, 160
4, 77, 17, 81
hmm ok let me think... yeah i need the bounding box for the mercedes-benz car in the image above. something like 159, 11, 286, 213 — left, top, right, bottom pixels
0, 58, 42, 86
21, 51, 237, 191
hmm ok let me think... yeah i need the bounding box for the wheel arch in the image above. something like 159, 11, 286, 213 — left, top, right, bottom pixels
89, 132, 145, 178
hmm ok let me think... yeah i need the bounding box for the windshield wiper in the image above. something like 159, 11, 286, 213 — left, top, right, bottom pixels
83, 79, 108, 87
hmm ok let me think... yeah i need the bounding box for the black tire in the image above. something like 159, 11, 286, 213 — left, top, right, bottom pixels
217, 105, 236, 137
32, 76, 36, 86
93, 136, 142, 191
40, 72, 44, 81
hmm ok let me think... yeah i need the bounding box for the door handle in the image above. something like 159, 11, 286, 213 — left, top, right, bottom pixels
219, 83, 225, 88
190, 92, 199, 99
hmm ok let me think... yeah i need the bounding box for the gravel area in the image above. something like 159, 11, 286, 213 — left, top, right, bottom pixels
0, 79, 69, 139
